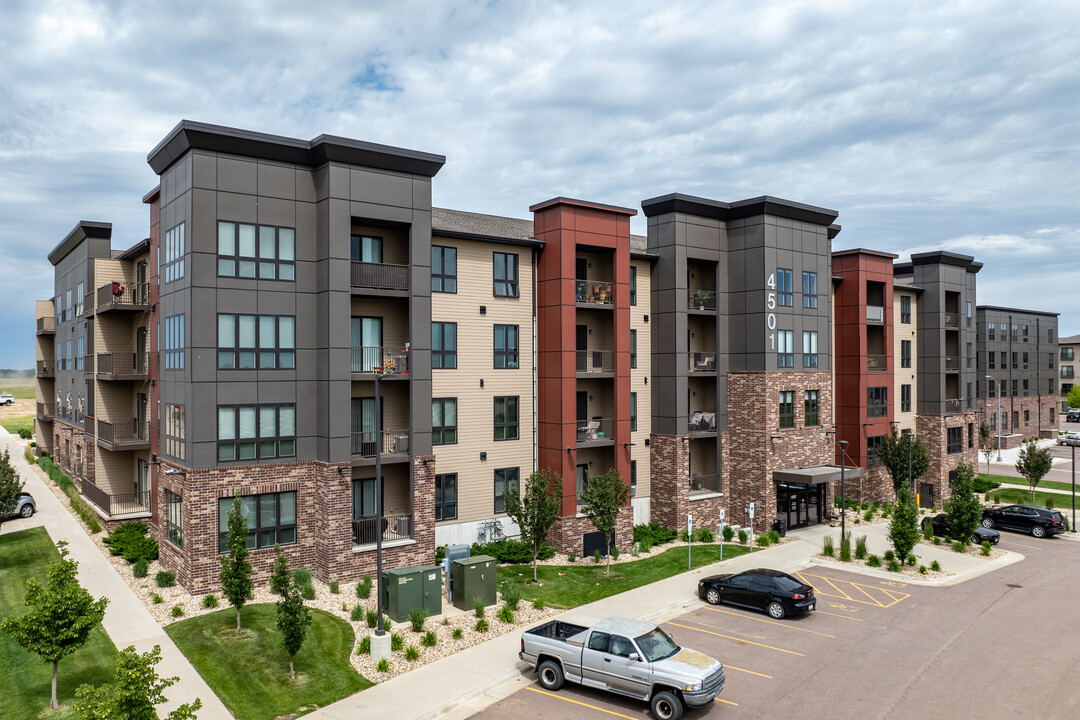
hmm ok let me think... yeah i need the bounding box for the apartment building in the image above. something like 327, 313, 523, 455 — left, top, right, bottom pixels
1058, 333, 1079, 411
976, 306, 1059, 444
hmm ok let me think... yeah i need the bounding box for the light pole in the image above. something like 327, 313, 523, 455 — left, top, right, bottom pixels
985, 375, 1002, 461
839, 440, 849, 542
1072, 442, 1076, 534
374, 372, 384, 637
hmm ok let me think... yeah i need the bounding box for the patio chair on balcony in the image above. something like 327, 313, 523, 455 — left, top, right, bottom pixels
696, 355, 715, 371
689, 412, 703, 431
579, 420, 599, 440
701, 412, 716, 431
691, 473, 703, 490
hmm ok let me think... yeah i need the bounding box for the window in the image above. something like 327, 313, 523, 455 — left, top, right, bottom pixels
165, 490, 183, 549
1012, 352, 1018, 370
966, 301, 973, 327
217, 221, 295, 280
1063, 367, 1076, 379
494, 325, 519, 369
432, 398, 457, 445
163, 222, 186, 282
804, 390, 819, 426
164, 314, 186, 369
1012, 410, 1019, 429
901, 340, 911, 368
1024, 409, 1030, 424
967, 382, 973, 409
435, 473, 457, 521
802, 271, 817, 308
1049, 352, 1055, 369
867, 386, 888, 417
777, 268, 793, 306
1000, 351, 1006, 369
629, 266, 637, 306
351, 234, 382, 263
777, 330, 794, 368
1022, 352, 1029, 370
901, 384, 912, 412
1023, 379, 1029, 396
76, 337, 84, 371
1011, 379, 1018, 396
65, 289, 72, 322
988, 322, 995, 341
494, 467, 519, 514
802, 331, 818, 368
779, 391, 795, 428
493, 252, 519, 297
630, 329, 638, 369
65, 340, 71, 371
968, 423, 974, 448
75, 282, 84, 316
988, 351, 995, 370
630, 392, 638, 432
867, 436, 884, 467
1063, 348, 1075, 361
432, 245, 457, 293
967, 342, 973, 369
1049, 328, 1055, 343
217, 491, 296, 552
164, 404, 186, 461
1022, 323, 1028, 340
947, 427, 962, 454
494, 396, 519, 441
900, 295, 911, 324
1049, 379, 1056, 395
217, 404, 296, 461
217, 315, 294, 369
432, 322, 457, 369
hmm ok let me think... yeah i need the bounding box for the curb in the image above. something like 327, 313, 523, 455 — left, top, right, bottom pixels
807, 550, 1025, 586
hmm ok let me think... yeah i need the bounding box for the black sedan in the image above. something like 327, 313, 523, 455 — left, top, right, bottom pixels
698, 569, 815, 619
981, 504, 1066, 538
922, 514, 1000, 545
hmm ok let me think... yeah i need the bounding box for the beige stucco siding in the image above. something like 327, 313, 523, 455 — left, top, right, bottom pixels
894, 287, 918, 433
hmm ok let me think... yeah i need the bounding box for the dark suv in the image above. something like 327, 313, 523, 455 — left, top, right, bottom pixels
982, 504, 1066, 538
1068, 408, 1080, 423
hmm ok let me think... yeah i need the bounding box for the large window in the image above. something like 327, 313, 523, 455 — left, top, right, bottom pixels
630, 392, 638, 431
217, 491, 296, 552
630, 329, 638, 369
804, 390, 819, 426
164, 314, 185, 370
217, 221, 295, 280
947, 427, 962, 455
777, 330, 794, 368
432, 398, 457, 445
629, 266, 637, 306
630, 460, 637, 497
779, 391, 795, 428
494, 467, 519, 514
217, 404, 296, 461
802, 331, 818, 368
432, 322, 457, 369
802, 271, 817, 308
494, 396, 519, 441
494, 325, 519, 369
867, 436, 884, 467
988, 322, 996, 341
163, 222, 185, 282
901, 340, 911, 369
901, 384, 912, 412
435, 474, 457, 521
777, 269, 793, 306
432, 245, 457, 293
900, 295, 911, 324
493, 252, 519, 297
75, 282, 84, 317
164, 404, 186, 461
1063, 347, 1075, 361
218, 314, 295, 369
165, 490, 183, 549
867, 386, 888, 417
76, 337, 84, 371
351, 235, 382, 263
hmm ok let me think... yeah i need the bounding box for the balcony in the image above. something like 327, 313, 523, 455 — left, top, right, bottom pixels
350, 261, 409, 293
576, 350, 613, 375
689, 352, 716, 373
351, 429, 410, 463
575, 280, 613, 307
690, 473, 721, 496
36, 402, 53, 422
351, 347, 409, 377
96, 353, 149, 381
1062, 368, 1075, 379
688, 411, 717, 433
97, 419, 150, 451
36, 360, 53, 378
945, 355, 959, 371
688, 289, 717, 311
95, 282, 150, 314
944, 398, 962, 414
867, 355, 887, 372
352, 512, 414, 547
81, 483, 150, 518
36, 317, 55, 335
576, 417, 613, 446
866, 306, 884, 324
944, 313, 959, 329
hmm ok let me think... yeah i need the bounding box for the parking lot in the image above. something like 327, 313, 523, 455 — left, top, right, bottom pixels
472, 533, 1080, 719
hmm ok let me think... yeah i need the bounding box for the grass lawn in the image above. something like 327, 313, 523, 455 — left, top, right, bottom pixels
1, 413, 34, 436
980, 472, 1079, 494
987, 486, 1078, 510
0, 377, 35, 399
498, 543, 755, 609
166, 604, 370, 720
0, 527, 118, 719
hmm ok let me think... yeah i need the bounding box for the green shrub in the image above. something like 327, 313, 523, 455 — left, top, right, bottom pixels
351, 605, 364, 622
722, 524, 735, 542
409, 607, 428, 632
435, 545, 446, 563
451, 627, 464, 640
611, 545, 620, 560
567, 552, 576, 562
1045, 497, 1055, 510
952, 540, 967, 553
358, 636, 370, 654
918, 565, 927, 574
103, 521, 159, 563
866, 555, 881, 567
469, 538, 556, 564
293, 568, 312, 586
981, 541, 992, 556
933, 537, 942, 546
738, 529, 749, 544
695, 527, 715, 543
376, 658, 390, 672
421, 631, 437, 647
633, 522, 678, 546
839, 536, 852, 562
766, 529, 781, 545
755, 534, 770, 547
38, 456, 103, 533
356, 575, 373, 599
973, 477, 1001, 494
854, 536, 867, 560
405, 645, 420, 661
300, 584, 316, 600
155, 570, 176, 588
593, 549, 602, 564
887, 559, 901, 572
390, 632, 404, 651
930, 560, 941, 572
151, 593, 163, 604
171, 605, 184, 617
501, 583, 522, 611
132, 558, 149, 578
532, 597, 545, 610
342, 601, 348, 612
473, 596, 486, 619
638, 540, 650, 554
382, 615, 392, 632
863, 510, 874, 522
202, 594, 219, 609
497, 605, 515, 624
475, 619, 490, 633
883, 550, 896, 562
366, 609, 377, 628
24, 446, 36, 465
822, 536, 834, 557
906, 553, 917, 566
329, 581, 339, 594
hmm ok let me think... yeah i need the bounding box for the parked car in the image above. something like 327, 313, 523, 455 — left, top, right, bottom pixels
520, 618, 725, 720
921, 513, 1000, 544
698, 568, 815, 619
0, 391, 14, 406
1058, 432, 1080, 447
12, 492, 35, 518
1068, 408, 1080, 423
981, 504, 1066, 538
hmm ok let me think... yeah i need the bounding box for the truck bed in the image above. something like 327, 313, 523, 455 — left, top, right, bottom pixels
525, 619, 589, 642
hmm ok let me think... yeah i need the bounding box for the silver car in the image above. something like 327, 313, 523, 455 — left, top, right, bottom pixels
13, 492, 35, 518
1058, 433, 1080, 447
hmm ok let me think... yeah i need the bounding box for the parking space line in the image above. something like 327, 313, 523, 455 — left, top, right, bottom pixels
999, 539, 1042, 550
796, 572, 910, 608
814, 574, 855, 601
702, 606, 836, 638
725, 664, 773, 678
716, 698, 739, 706
666, 622, 806, 656
815, 610, 863, 622
525, 687, 637, 719
851, 582, 883, 605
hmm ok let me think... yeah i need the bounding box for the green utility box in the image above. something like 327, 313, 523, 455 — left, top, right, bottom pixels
451, 554, 498, 611
382, 564, 443, 622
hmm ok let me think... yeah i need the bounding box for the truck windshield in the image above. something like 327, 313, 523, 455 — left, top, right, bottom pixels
634, 628, 679, 662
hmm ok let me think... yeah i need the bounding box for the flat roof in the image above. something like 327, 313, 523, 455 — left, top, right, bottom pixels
832, 248, 899, 260
640, 192, 839, 228
976, 305, 1059, 318
47, 221, 112, 266
774, 465, 865, 484
528, 196, 638, 216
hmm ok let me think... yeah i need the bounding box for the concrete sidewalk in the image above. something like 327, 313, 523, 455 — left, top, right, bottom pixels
0, 429, 233, 720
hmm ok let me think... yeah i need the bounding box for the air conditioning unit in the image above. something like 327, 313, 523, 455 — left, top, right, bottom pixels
393, 435, 409, 454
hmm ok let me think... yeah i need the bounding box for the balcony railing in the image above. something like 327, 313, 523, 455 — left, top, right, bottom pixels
944, 398, 962, 413
351, 429, 409, 458
944, 312, 959, 328
36, 402, 53, 421
350, 261, 409, 291
82, 482, 150, 518
36, 317, 55, 334
688, 411, 717, 432
575, 280, 613, 305
688, 289, 717, 311
576, 350, 613, 374
690, 473, 721, 494
350, 347, 409, 375
352, 512, 413, 546
867, 355, 887, 372
1062, 368, 1075, 379
945, 355, 959, 371
866, 306, 884, 324
96, 282, 150, 311
36, 360, 53, 378
576, 417, 613, 443
689, 352, 716, 372
97, 352, 149, 379
98, 419, 150, 449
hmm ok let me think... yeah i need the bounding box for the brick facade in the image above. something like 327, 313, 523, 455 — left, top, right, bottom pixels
915, 411, 979, 508
52, 421, 94, 489
649, 432, 729, 536
977, 394, 1058, 441
859, 465, 893, 504
552, 506, 633, 557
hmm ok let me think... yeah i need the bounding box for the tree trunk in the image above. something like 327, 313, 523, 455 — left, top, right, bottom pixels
290, 657, 295, 680
605, 538, 611, 576
533, 540, 539, 582
51, 660, 58, 709
236, 606, 242, 632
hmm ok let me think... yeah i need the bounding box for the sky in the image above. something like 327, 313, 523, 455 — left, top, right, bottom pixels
2, 0, 1078, 368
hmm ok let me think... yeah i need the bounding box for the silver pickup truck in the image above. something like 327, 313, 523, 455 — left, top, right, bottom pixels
520, 617, 725, 720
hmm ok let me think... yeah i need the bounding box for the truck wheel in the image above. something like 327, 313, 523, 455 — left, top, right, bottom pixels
651, 690, 684, 720
537, 660, 564, 691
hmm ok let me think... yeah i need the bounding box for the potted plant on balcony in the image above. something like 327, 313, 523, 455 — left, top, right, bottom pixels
696, 289, 709, 310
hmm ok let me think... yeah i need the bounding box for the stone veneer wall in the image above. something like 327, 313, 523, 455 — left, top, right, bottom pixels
977, 395, 1058, 440
915, 411, 979, 508
650, 432, 730, 535
52, 421, 94, 489
553, 507, 633, 557
860, 466, 893, 504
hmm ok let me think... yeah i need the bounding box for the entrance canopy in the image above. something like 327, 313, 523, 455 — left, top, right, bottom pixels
772, 465, 864, 485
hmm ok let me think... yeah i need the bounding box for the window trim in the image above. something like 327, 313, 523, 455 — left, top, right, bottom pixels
164, 403, 186, 461
432, 245, 457, 293
432, 398, 458, 445
217, 314, 295, 370
493, 252, 520, 298
494, 467, 519, 514
801, 271, 817, 308
217, 491, 297, 552
802, 331, 818, 368
432, 322, 458, 369
779, 390, 795, 428
629, 266, 637, 306
165, 490, 183, 549
901, 340, 911, 369
867, 386, 888, 418
494, 324, 520, 369
630, 392, 638, 432
947, 427, 963, 455
216, 221, 295, 281
630, 329, 637, 369
494, 396, 520, 441
216, 404, 296, 462
777, 268, 793, 307
900, 295, 911, 324
804, 389, 819, 427
777, 330, 794, 368
163, 222, 186, 283
901, 384, 912, 413
435, 473, 458, 521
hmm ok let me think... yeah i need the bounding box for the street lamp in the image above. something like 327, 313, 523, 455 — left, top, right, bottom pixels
985, 375, 1002, 461
838, 440, 849, 542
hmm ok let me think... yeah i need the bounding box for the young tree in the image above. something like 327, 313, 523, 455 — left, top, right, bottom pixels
877, 429, 930, 499
0, 541, 108, 710
503, 469, 563, 582
888, 487, 921, 562
74, 644, 202, 720
945, 460, 982, 546
219, 491, 253, 632
0, 448, 23, 533
269, 544, 290, 597
1016, 439, 1053, 502
980, 421, 996, 474
578, 468, 631, 576
1067, 385, 1080, 410
276, 582, 313, 680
